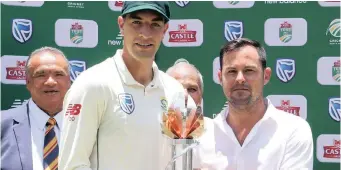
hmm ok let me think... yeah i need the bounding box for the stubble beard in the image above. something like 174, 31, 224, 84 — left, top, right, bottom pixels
227, 93, 261, 111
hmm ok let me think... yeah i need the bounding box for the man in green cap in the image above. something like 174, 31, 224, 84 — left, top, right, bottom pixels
59, 1, 197, 170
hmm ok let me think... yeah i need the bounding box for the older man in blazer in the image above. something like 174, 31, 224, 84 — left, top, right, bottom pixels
1, 47, 71, 170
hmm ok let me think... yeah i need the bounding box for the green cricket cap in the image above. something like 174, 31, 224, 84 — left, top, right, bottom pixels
121, 1, 171, 22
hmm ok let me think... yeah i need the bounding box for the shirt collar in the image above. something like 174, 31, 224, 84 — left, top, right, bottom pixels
28, 98, 62, 130
215, 97, 276, 132
113, 49, 163, 89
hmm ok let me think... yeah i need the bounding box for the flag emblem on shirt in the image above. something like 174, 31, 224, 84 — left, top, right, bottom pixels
118, 93, 135, 114
161, 97, 168, 112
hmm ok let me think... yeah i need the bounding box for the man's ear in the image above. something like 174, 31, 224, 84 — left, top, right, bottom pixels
26, 76, 30, 90
118, 16, 124, 35
218, 69, 222, 85
161, 23, 169, 39
163, 23, 169, 34
263, 67, 272, 85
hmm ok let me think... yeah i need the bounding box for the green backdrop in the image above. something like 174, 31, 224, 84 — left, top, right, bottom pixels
1, 1, 340, 169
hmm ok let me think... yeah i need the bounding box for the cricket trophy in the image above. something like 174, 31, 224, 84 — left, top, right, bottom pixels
161, 94, 205, 170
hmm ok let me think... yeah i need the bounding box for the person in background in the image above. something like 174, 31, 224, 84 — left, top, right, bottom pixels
192, 38, 313, 170
1, 46, 71, 170
166, 58, 204, 108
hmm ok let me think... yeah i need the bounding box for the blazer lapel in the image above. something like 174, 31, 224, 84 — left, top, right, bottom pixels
13, 104, 33, 170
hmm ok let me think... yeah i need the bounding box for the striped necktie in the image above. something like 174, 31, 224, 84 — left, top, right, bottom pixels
43, 117, 59, 170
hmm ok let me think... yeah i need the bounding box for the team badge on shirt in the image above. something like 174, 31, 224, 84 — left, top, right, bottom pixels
118, 93, 135, 114
161, 97, 168, 112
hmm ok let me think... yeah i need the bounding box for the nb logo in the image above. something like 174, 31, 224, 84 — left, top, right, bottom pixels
66, 104, 82, 121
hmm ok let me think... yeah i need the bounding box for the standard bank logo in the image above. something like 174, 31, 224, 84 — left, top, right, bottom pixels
329, 98, 340, 122
224, 21, 243, 41
12, 19, 33, 43
276, 59, 296, 83
69, 60, 86, 82
175, 1, 190, 7
118, 93, 135, 114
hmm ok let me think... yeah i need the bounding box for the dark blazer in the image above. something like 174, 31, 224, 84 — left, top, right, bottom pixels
1, 102, 33, 170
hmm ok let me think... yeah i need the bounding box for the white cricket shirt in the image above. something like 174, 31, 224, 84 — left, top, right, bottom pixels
59, 49, 195, 170
193, 98, 314, 170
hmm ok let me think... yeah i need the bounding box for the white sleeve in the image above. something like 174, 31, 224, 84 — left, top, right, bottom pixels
280, 120, 314, 170
58, 79, 106, 170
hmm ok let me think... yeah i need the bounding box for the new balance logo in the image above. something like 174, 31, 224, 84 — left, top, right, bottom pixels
11, 99, 28, 108
65, 104, 82, 121
66, 104, 82, 115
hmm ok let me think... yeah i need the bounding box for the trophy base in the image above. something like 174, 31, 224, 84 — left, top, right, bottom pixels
171, 138, 196, 145
166, 138, 198, 170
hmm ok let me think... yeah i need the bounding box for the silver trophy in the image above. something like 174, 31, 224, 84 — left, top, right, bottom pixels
161, 94, 205, 170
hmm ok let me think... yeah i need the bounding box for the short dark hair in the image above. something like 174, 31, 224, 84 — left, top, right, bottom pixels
219, 38, 267, 70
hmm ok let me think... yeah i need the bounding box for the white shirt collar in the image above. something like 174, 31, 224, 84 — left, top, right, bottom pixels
28, 98, 62, 130
113, 49, 163, 89
215, 98, 276, 132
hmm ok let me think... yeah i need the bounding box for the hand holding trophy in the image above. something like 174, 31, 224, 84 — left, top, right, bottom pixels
161, 93, 205, 170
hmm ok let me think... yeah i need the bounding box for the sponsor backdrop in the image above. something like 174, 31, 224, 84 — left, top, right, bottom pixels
1, 1, 340, 169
